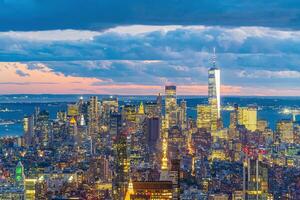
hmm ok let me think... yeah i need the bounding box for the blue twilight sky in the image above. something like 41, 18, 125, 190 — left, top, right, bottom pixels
1, 0, 300, 95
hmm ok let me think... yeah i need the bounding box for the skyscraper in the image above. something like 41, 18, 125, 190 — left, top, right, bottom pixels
276, 120, 294, 143
242, 148, 270, 200
88, 96, 99, 135
112, 131, 129, 200
145, 117, 160, 153
23, 115, 34, 147
156, 93, 163, 116
179, 99, 187, 129
238, 106, 258, 132
110, 112, 122, 139
15, 161, 25, 187
197, 104, 212, 130
208, 49, 221, 131
101, 96, 118, 126
165, 85, 177, 128
35, 110, 50, 147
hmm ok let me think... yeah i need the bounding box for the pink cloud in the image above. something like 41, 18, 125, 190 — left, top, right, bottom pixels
0, 62, 299, 96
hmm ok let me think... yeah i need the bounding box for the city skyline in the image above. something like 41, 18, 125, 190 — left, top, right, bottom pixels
0, 2, 300, 200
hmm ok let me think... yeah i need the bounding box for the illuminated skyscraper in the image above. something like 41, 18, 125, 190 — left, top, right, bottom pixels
68, 117, 79, 145
101, 96, 118, 126
88, 96, 99, 135
138, 101, 145, 115
110, 112, 122, 139
35, 110, 50, 146
208, 49, 221, 131
165, 85, 177, 128
57, 111, 67, 122
67, 104, 79, 117
179, 99, 187, 129
122, 104, 137, 124
276, 120, 294, 143
144, 102, 160, 117
15, 161, 25, 187
112, 131, 129, 200
197, 104, 211, 130
23, 115, 34, 147
229, 104, 239, 129
242, 148, 270, 200
238, 106, 257, 132
156, 93, 163, 115
160, 130, 170, 181
25, 178, 37, 200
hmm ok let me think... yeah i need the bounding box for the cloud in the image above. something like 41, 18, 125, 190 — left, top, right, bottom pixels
2, 62, 300, 96
1, 25, 300, 95
237, 70, 300, 79
1, 30, 99, 41
1, 1, 300, 31
2, 26, 300, 63
0, 62, 103, 94
0, 82, 56, 85
15, 69, 29, 77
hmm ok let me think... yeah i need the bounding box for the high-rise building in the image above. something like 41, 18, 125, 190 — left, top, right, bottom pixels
257, 120, 268, 132
67, 104, 79, 117
101, 96, 119, 125
276, 120, 294, 143
208, 67, 221, 118
68, 117, 78, 144
35, 110, 50, 146
242, 148, 270, 200
238, 106, 258, 132
88, 156, 112, 183
179, 99, 187, 129
197, 104, 211, 130
112, 131, 129, 200
122, 104, 137, 124
156, 93, 163, 116
15, 161, 25, 187
88, 96, 99, 135
208, 49, 221, 133
165, 85, 178, 128
170, 159, 180, 200
229, 104, 239, 129
110, 112, 122, 139
145, 117, 160, 153
137, 102, 145, 115
25, 178, 37, 200
23, 115, 34, 147
57, 111, 67, 122
160, 134, 169, 181
144, 102, 160, 118
208, 51, 221, 130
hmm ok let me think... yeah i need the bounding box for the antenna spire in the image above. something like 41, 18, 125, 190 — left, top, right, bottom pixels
212, 47, 216, 68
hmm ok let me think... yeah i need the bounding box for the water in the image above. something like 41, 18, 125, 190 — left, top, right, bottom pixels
0, 95, 299, 136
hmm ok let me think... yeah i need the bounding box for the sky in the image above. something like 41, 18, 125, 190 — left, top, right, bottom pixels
1, 1, 300, 95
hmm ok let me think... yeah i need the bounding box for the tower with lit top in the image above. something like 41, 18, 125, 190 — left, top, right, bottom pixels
208, 48, 221, 131
15, 161, 25, 187
138, 101, 145, 115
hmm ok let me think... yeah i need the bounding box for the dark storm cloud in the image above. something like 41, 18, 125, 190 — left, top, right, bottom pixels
1, 0, 300, 31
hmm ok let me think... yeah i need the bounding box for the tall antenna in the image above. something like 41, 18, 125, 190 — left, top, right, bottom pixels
212, 47, 216, 68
